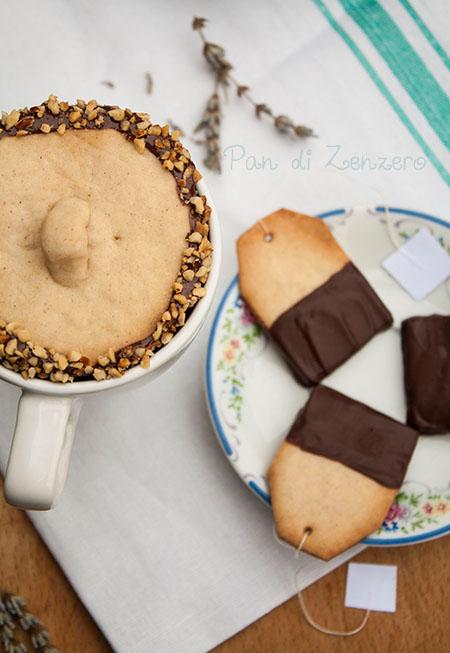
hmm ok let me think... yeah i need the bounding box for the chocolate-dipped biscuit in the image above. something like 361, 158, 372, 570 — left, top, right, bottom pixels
237, 209, 393, 386
402, 315, 450, 434
269, 386, 418, 560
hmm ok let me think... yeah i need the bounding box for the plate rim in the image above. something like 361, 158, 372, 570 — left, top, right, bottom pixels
205, 207, 450, 547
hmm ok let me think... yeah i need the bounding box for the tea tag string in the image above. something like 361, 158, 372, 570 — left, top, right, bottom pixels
294, 529, 370, 636
273, 527, 370, 637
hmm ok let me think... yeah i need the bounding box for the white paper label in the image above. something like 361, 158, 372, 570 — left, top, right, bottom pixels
382, 228, 450, 301
345, 563, 397, 613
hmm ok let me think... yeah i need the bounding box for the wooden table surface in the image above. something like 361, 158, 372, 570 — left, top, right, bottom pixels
0, 478, 448, 653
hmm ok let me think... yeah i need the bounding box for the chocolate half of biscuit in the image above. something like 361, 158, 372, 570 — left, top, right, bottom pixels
269, 386, 418, 559
271, 262, 393, 386
287, 385, 418, 487
402, 315, 450, 434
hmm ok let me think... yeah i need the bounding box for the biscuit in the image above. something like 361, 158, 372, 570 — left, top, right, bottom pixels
269, 386, 418, 560
0, 96, 213, 382
237, 209, 393, 385
0, 129, 189, 362
402, 315, 450, 433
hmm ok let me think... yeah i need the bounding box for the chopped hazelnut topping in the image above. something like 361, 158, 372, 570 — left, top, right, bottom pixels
133, 138, 146, 154
108, 108, 125, 122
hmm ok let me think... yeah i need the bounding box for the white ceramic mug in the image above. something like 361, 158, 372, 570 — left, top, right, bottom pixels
1, 181, 221, 511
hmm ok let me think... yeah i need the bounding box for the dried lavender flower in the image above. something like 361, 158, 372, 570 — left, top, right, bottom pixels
194, 92, 221, 172
3, 595, 25, 618
202, 42, 232, 84
236, 85, 249, 97
192, 16, 207, 31
30, 625, 50, 649
255, 103, 273, 119
18, 612, 38, 632
294, 123, 314, 137
145, 72, 153, 94
274, 114, 294, 133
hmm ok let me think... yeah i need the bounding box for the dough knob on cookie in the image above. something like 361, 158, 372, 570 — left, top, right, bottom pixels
41, 196, 90, 287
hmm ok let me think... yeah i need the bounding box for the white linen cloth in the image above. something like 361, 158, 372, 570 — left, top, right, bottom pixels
0, 1, 449, 651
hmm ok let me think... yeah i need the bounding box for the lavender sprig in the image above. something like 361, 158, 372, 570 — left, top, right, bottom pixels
0, 592, 58, 653
192, 16, 315, 171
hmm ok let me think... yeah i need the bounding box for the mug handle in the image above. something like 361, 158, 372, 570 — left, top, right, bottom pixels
4, 392, 79, 510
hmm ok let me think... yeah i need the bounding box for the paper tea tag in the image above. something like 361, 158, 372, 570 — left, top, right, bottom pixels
345, 563, 397, 613
382, 228, 450, 301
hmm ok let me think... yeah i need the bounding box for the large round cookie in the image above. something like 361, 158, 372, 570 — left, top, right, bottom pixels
0, 97, 212, 382
0, 129, 190, 360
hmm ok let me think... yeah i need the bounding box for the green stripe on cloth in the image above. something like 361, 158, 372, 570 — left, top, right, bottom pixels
312, 0, 450, 185
398, 0, 450, 71
340, 0, 450, 150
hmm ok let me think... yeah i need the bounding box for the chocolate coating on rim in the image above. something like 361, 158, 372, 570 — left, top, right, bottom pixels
0, 96, 212, 382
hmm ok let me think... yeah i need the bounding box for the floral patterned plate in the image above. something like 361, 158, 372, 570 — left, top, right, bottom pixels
206, 207, 450, 546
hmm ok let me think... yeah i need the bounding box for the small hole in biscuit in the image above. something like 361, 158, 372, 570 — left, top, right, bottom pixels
264, 233, 273, 242
304, 527, 313, 536
114, 234, 121, 241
